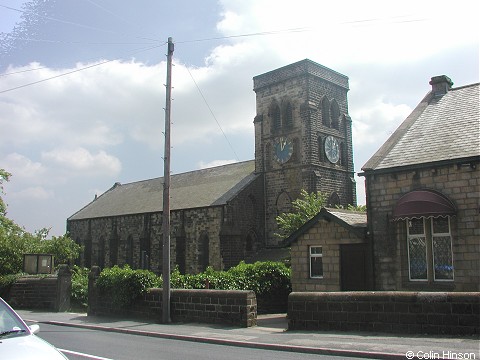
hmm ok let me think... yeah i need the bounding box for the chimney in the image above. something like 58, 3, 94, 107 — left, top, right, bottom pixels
429, 75, 453, 97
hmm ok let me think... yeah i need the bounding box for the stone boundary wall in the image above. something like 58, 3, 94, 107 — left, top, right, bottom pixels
288, 291, 479, 335
88, 268, 257, 327
5, 265, 71, 312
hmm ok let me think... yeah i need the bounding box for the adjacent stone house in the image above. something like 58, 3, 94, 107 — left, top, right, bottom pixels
360, 76, 479, 291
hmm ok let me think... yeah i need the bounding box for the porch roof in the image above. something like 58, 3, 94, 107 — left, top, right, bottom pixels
282, 208, 367, 246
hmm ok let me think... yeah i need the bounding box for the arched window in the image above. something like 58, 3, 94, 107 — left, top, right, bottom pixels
276, 191, 292, 216
328, 192, 340, 207
330, 100, 340, 129
284, 102, 293, 129
126, 235, 133, 267
245, 230, 257, 253
198, 233, 209, 272
270, 102, 281, 132
98, 236, 105, 269
176, 236, 186, 274
321, 97, 330, 126
109, 235, 118, 266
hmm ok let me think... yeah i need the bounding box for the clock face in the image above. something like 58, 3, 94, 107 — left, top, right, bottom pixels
273, 137, 293, 164
324, 136, 340, 163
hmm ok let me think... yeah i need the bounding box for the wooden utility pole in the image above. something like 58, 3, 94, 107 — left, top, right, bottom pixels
162, 37, 174, 323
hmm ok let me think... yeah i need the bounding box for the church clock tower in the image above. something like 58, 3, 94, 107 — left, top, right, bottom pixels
253, 59, 356, 246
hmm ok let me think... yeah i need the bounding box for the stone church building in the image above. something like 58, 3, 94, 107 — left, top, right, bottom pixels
67, 59, 357, 274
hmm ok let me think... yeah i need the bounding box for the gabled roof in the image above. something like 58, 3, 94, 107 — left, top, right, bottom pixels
282, 208, 367, 246
361, 82, 480, 173
68, 160, 258, 220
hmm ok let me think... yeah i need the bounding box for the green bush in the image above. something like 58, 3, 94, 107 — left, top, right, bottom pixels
71, 266, 89, 307
95, 265, 160, 308
170, 261, 291, 299
94, 261, 291, 312
228, 261, 291, 298
169, 266, 236, 290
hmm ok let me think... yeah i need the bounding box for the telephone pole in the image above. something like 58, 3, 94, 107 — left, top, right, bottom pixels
162, 37, 174, 323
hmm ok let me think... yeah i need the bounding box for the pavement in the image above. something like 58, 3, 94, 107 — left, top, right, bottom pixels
18, 310, 479, 360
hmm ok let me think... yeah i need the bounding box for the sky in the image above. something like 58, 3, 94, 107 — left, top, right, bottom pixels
0, 0, 479, 236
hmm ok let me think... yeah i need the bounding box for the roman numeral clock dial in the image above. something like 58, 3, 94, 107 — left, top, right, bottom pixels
273, 137, 293, 164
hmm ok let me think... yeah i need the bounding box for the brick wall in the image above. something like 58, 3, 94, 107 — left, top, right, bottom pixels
5, 265, 71, 312
288, 291, 479, 335
88, 266, 256, 327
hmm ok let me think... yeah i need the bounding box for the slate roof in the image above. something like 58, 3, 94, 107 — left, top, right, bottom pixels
68, 160, 258, 220
283, 208, 367, 246
362, 82, 480, 173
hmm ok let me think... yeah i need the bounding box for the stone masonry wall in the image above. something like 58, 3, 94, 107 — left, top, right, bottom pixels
68, 175, 264, 274
290, 219, 365, 292
365, 162, 480, 291
88, 267, 257, 327
288, 291, 480, 335
5, 265, 71, 312
254, 60, 355, 246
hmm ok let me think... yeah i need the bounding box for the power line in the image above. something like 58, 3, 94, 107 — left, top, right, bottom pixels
0, 4, 160, 42
175, 16, 425, 44
0, 44, 165, 94
175, 27, 311, 44
3, 37, 157, 46
185, 66, 240, 162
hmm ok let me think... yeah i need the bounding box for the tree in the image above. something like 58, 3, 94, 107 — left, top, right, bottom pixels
275, 190, 328, 239
0, 169, 81, 275
0, 169, 11, 216
275, 190, 367, 240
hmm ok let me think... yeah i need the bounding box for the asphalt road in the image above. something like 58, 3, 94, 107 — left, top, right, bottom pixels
34, 323, 369, 360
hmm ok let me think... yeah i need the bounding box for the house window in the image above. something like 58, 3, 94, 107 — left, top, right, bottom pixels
407, 218, 427, 280
406, 217, 454, 282
309, 246, 323, 278
432, 217, 454, 281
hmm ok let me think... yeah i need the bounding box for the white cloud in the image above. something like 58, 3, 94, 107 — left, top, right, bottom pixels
214, 0, 479, 70
197, 159, 237, 169
352, 99, 412, 149
1, 153, 46, 182
10, 186, 53, 200
42, 147, 122, 176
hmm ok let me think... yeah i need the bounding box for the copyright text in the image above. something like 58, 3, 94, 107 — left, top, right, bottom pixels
406, 351, 477, 359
